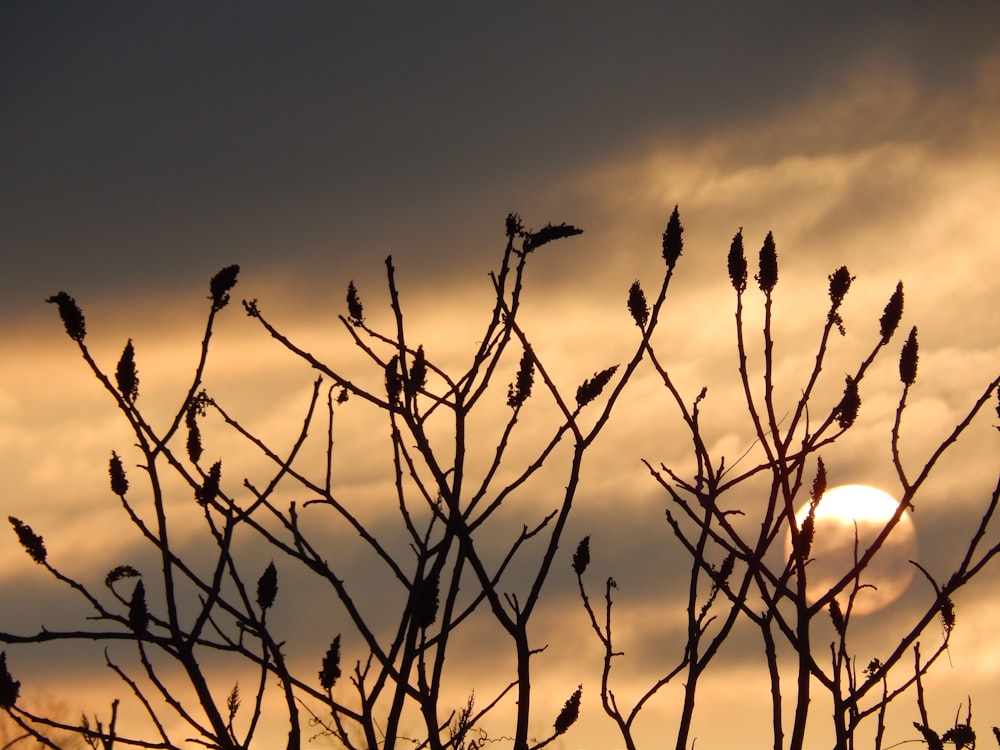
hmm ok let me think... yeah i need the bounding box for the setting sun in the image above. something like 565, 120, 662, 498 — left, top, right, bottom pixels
789, 484, 917, 615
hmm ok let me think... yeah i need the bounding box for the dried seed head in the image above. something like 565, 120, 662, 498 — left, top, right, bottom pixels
829, 599, 846, 636
227, 683, 241, 722
899, 326, 919, 386
109, 452, 129, 496
256, 561, 278, 611
718, 552, 736, 584
209, 265, 240, 311
794, 515, 815, 560
576, 365, 619, 408
336, 387, 349, 404
810, 458, 827, 505
319, 635, 342, 690
756, 232, 778, 293
413, 572, 440, 630
523, 222, 583, 253
8, 516, 46, 564
46, 291, 86, 341
864, 658, 882, 678
105, 565, 140, 588
196, 461, 222, 506
0, 651, 19, 709
507, 347, 535, 409
115, 339, 140, 402
186, 404, 203, 463
828, 266, 854, 308
554, 685, 582, 735
913, 723, 942, 750
627, 281, 649, 329
406, 345, 427, 398
385, 356, 402, 405
505, 213, 523, 240
572, 536, 591, 576
661, 206, 684, 269
727, 228, 747, 292
879, 282, 904, 343
942, 725, 975, 747
940, 596, 956, 633
346, 281, 364, 325
128, 579, 148, 634
836, 375, 861, 429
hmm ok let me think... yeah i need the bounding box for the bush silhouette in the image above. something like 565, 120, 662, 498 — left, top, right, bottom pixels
3, 208, 999, 750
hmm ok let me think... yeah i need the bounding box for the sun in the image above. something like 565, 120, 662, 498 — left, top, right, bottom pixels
786, 484, 918, 616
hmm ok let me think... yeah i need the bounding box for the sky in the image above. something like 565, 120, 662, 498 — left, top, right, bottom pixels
2, 3, 999, 748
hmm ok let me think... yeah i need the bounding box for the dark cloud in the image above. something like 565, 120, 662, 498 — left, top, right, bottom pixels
3, 3, 998, 316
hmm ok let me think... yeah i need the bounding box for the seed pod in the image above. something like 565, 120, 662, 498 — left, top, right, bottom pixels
572, 536, 591, 576
209, 265, 240, 311
756, 232, 778, 293
46, 291, 86, 341
0, 651, 19, 709
899, 326, 919, 386
346, 281, 364, 325
319, 635, 342, 690
196, 461, 222, 506
661, 206, 684, 269
507, 347, 535, 408
626, 281, 649, 329
128, 580, 148, 634
727, 228, 747, 292
576, 365, 619, 408
256, 561, 278, 611
554, 685, 582, 735
836, 375, 861, 429
8, 516, 46, 564
109, 452, 129, 496
879, 282, 904, 343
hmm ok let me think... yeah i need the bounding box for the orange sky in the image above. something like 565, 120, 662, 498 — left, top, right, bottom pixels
2, 5, 999, 748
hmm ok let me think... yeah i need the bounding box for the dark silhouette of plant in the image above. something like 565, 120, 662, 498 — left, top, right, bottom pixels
2, 209, 998, 750
573, 224, 1000, 750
